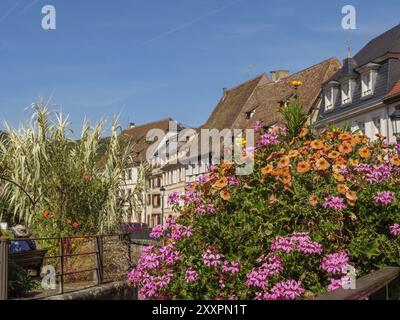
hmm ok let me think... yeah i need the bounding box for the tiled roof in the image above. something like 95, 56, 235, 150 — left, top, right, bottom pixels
121, 118, 173, 163
233, 57, 341, 129
201, 74, 269, 130
386, 79, 400, 98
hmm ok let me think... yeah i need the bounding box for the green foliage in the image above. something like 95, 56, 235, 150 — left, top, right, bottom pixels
0, 103, 130, 236
279, 100, 308, 137
8, 262, 37, 298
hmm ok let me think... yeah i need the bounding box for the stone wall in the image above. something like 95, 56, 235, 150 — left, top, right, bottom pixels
44, 281, 137, 300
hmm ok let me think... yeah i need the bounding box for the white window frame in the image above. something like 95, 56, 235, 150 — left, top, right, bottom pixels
361, 71, 373, 97
372, 117, 381, 135
325, 87, 334, 111
341, 80, 352, 105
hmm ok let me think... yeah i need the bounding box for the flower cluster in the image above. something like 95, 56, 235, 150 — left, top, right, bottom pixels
270, 232, 323, 254
327, 276, 351, 292
390, 223, 400, 237
149, 224, 163, 238
320, 251, 350, 274
127, 243, 180, 299
322, 196, 347, 211
354, 163, 393, 184
185, 267, 199, 283
246, 255, 284, 290
221, 260, 240, 274
202, 249, 224, 267
374, 191, 395, 206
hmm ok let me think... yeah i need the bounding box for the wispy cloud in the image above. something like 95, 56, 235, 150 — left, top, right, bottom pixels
131, 0, 246, 50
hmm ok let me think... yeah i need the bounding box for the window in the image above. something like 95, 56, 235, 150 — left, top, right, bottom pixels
152, 195, 161, 208
325, 87, 334, 111
245, 109, 256, 120
357, 121, 365, 135
361, 72, 372, 97
127, 169, 132, 180
341, 80, 352, 105
373, 117, 381, 135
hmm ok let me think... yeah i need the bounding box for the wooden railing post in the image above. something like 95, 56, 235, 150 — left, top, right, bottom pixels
0, 238, 9, 300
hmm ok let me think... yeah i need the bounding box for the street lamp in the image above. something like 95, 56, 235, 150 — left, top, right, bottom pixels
390, 107, 400, 143
160, 186, 166, 225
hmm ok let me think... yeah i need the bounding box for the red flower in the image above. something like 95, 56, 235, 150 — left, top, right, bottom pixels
83, 175, 92, 182
72, 222, 79, 228
43, 210, 50, 218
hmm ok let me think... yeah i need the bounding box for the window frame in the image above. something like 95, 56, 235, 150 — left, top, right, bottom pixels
324, 86, 334, 111
341, 80, 353, 105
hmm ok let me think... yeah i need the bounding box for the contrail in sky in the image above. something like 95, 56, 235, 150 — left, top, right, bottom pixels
0, 0, 25, 23
132, 0, 246, 50
16, 0, 41, 18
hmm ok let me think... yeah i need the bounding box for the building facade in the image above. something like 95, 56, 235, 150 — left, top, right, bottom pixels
314, 24, 400, 144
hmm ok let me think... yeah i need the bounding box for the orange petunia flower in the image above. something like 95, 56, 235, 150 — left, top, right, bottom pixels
309, 194, 318, 207
347, 200, 356, 207
348, 158, 359, 167
349, 137, 357, 147
277, 155, 290, 168
288, 150, 300, 158
310, 140, 324, 150
326, 132, 335, 139
281, 175, 292, 185
323, 145, 333, 153
299, 147, 309, 155
328, 151, 340, 159
346, 190, 357, 202
338, 142, 353, 154
221, 161, 234, 172
297, 161, 311, 173
261, 164, 274, 177
358, 146, 372, 159
390, 156, 400, 166
334, 173, 345, 182
315, 157, 330, 171
337, 183, 349, 195
213, 177, 228, 190
299, 127, 309, 138
335, 157, 348, 166
338, 133, 351, 141
354, 134, 364, 144
220, 189, 231, 201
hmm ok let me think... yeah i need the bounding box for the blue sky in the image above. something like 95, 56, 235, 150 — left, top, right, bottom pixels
0, 0, 400, 135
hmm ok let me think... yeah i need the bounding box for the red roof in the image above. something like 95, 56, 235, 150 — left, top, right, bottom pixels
387, 80, 400, 99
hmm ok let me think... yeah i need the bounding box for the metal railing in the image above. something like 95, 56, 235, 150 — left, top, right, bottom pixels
0, 233, 144, 300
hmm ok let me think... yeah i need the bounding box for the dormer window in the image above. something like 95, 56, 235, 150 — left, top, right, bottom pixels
357, 63, 379, 98
361, 72, 372, 97
325, 87, 333, 110
341, 80, 353, 105
245, 108, 256, 120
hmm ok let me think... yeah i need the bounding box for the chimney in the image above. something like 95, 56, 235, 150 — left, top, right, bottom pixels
129, 122, 136, 128
270, 70, 290, 82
